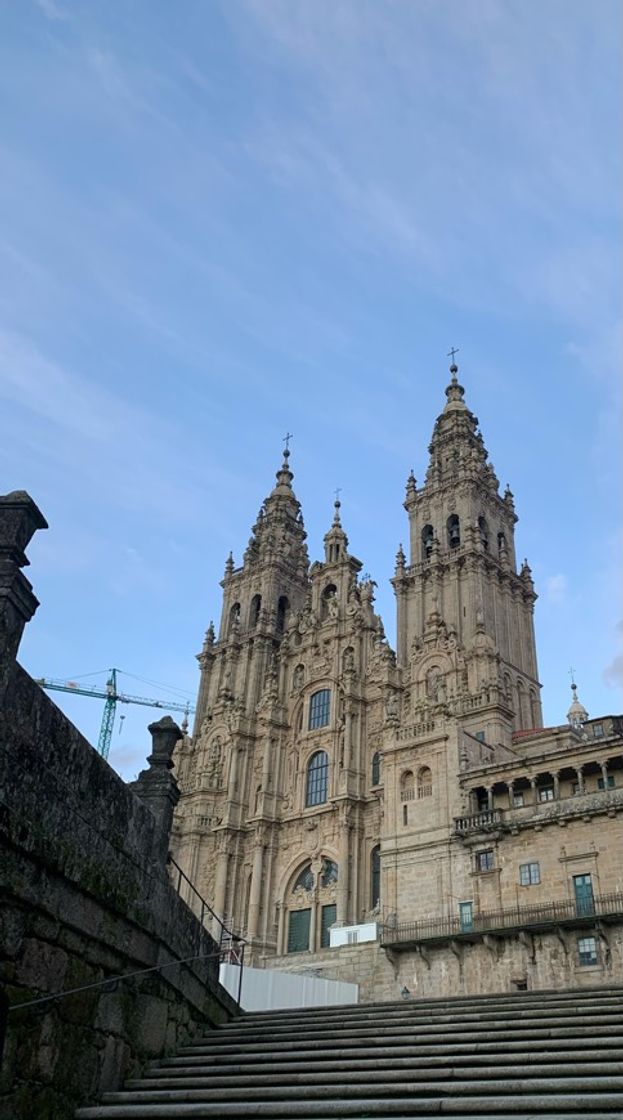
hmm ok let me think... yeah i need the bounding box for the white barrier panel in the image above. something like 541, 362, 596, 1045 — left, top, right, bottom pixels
219, 963, 358, 1011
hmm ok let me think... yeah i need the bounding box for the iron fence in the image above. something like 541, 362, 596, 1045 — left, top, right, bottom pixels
382, 890, 623, 947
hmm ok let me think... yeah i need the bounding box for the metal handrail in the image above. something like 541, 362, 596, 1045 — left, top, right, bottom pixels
168, 854, 246, 1005
8, 948, 226, 1013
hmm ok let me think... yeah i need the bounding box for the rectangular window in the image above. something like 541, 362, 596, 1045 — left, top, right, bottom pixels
572, 782, 580, 795
287, 908, 311, 953
593, 723, 604, 738
512, 791, 524, 807
577, 936, 598, 966
519, 862, 540, 886
309, 689, 331, 730
597, 775, 615, 790
538, 786, 554, 802
476, 849, 494, 872
459, 901, 473, 932
573, 873, 595, 917
320, 904, 336, 948
402, 804, 408, 826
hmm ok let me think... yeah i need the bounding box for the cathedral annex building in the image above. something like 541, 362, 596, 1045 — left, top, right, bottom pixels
172, 361, 623, 1000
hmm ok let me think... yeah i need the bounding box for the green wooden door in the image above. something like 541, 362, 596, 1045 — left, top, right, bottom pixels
573, 874, 595, 916
287, 909, 311, 953
321, 904, 337, 948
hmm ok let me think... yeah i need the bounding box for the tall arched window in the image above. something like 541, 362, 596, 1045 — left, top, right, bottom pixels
370, 845, 381, 909
309, 689, 331, 730
276, 595, 289, 634
417, 765, 433, 798
306, 751, 329, 806
421, 524, 434, 560
529, 689, 539, 728
478, 516, 489, 552
249, 594, 262, 629
447, 515, 461, 550
371, 751, 381, 786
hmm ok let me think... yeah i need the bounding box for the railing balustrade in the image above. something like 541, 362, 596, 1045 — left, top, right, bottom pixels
381, 890, 623, 948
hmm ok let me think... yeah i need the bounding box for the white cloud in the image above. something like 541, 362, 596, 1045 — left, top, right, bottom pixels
34, 0, 67, 21
545, 574, 568, 605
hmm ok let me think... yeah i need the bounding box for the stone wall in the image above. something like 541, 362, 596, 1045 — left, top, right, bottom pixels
0, 492, 237, 1120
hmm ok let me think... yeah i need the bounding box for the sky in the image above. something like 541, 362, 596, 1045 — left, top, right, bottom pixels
1, 0, 621, 780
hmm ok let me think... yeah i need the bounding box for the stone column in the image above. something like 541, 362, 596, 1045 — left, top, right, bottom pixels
576, 767, 585, 795
553, 773, 560, 800
0, 491, 47, 672
487, 788, 494, 811
130, 717, 181, 864
600, 762, 609, 788
336, 811, 351, 925
247, 834, 265, 939
213, 844, 230, 928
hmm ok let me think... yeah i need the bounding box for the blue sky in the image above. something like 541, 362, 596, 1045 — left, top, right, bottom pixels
1, 0, 621, 779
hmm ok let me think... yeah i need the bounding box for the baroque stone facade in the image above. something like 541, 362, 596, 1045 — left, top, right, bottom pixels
172, 362, 623, 996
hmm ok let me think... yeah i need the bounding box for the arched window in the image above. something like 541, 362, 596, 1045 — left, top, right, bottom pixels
421, 524, 434, 560
400, 770, 415, 801
371, 751, 381, 786
320, 858, 338, 886
309, 689, 331, 730
497, 531, 507, 556
447, 515, 461, 550
276, 595, 289, 634
417, 765, 433, 798
478, 516, 489, 552
228, 602, 241, 633
249, 594, 262, 629
370, 845, 381, 909
293, 864, 314, 892
306, 751, 329, 806
516, 680, 525, 727
529, 688, 539, 728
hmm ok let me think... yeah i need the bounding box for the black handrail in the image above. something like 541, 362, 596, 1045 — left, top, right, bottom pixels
167, 854, 246, 1005
8, 948, 226, 1013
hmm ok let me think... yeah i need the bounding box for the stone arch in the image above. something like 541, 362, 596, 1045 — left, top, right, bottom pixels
417, 765, 433, 798
400, 769, 415, 800
249, 594, 262, 629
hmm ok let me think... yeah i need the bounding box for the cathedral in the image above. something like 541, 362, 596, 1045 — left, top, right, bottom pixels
172, 360, 623, 1000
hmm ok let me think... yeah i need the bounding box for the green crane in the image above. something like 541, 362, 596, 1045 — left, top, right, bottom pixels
35, 668, 194, 761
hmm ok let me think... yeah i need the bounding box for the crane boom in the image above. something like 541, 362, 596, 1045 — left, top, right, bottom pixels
35, 668, 195, 761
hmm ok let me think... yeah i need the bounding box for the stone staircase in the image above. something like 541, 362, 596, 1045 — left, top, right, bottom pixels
76, 984, 623, 1118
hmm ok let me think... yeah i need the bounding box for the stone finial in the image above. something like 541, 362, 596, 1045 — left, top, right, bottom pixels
224, 551, 234, 577
129, 716, 182, 865
0, 491, 48, 663
395, 543, 406, 573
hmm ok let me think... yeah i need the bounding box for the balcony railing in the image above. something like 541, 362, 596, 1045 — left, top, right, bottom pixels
455, 809, 501, 832
455, 787, 623, 835
381, 890, 623, 949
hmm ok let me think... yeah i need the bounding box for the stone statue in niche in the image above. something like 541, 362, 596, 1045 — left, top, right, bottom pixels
385, 692, 399, 720
293, 664, 305, 691
426, 667, 441, 701
327, 593, 339, 619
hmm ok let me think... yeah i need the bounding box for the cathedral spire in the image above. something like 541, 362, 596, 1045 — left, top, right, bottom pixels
324, 494, 349, 564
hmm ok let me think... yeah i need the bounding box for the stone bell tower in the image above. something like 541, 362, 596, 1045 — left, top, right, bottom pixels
393, 359, 542, 735
193, 445, 310, 735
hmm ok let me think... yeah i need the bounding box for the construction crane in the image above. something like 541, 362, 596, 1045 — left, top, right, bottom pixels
35, 668, 194, 761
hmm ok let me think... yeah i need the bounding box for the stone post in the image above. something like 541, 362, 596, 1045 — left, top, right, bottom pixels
130, 716, 181, 864
0, 491, 47, 673
247, 835, 265, 939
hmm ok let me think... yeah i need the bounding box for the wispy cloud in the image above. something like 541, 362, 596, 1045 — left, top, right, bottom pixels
544, 574, 568, 605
